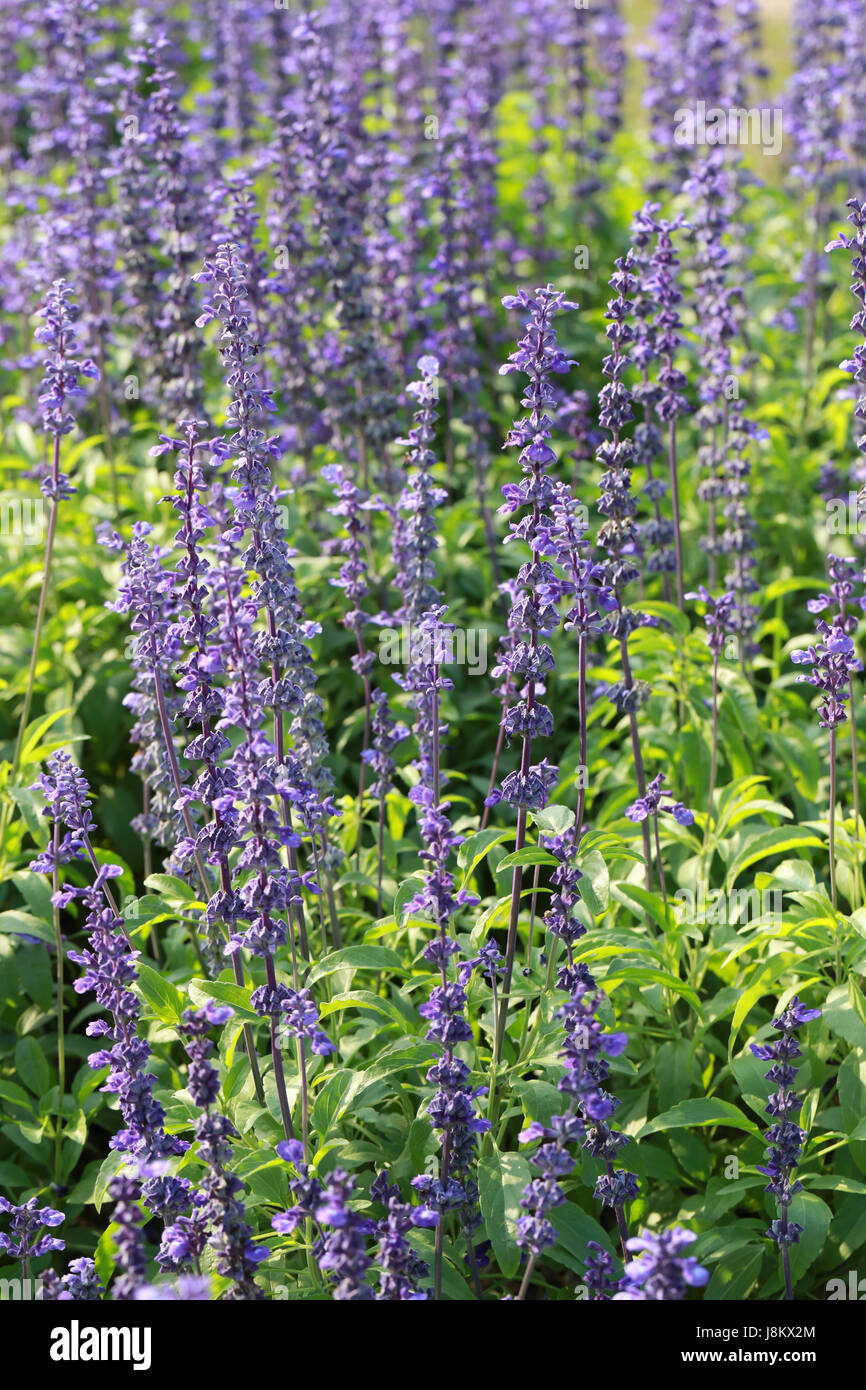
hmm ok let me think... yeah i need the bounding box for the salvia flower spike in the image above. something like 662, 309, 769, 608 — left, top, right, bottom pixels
750, 996, 822, 1300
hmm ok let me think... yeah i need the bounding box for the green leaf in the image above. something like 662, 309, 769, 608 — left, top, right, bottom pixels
788, 1193, 832, 1283
849, 975, 866, 1031
13, 1036, 50, 1095
602, 966, 701, 1012
94, 1224, 117, 1287
655, 1039, 694, 1114
824, 983, 866, 1050
705, 1245, 763, 1300
307, 945, 403, 986
312, 1070, 356, 1136
531, 805, 575, 836
478, 1149, 532, 1279
0, 1079, 35, 1114
318, 991, 407, 1027
0, 909, 54, 946
496, 847, 558, 872
577, 848, 609, 913
17, 943, 53, 1010
550, 1202, 613, 1277
93, 1151, 128, 1213
143, 873, 198, 903
0, 1160, 28, 1188
11, 871, 54, 924
188, 977, 258, 1021
609, 884, 672, 933
19, 708, 73, 765
577, 872, 602, 916
716, 666, 761, 741
393, 877, 425, 925
457, 829, 511, 880
728, 969, 774, 1055
135, 961, 184, 1024
637, 1098, 761, 1139
349, 1042, 437, 1110
639, 599, 690, 637
725, 827, 824, 887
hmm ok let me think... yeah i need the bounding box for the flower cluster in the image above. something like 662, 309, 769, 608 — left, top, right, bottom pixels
625, 773, 694, 827
370, 1171, 437, 1301
491, 285, 576, 812
0, 1198, 65, 1268
31, 754, 186, 1199
750, 996, 822, 1250
273, 1144, 376, 1300
827, 201, 866, 501
35, 280, 99, 502
176, 1002, 267, 1298
792, 622, 858, 728
40, 1257, 103, 1301
614, 1227, 709, 1300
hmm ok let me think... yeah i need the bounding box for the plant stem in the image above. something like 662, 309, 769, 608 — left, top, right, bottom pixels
0, 436, 62, 867
52, 816, 65, 1188
516, 1251, 537, 1300
701, 651, 720, 876
780, 1205, 794, 1302
265, 955, 295, 1144
829, 726, 837, 914
667, 417, 684, 609
850, 683, 860, 912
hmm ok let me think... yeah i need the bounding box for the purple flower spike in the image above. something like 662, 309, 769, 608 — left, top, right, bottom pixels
749, 994, 822, 1296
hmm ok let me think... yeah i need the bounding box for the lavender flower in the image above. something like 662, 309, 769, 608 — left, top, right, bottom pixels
30, 752, 187, 1218
39, 1257, 103, 1301
596, 249, 655, 880
792, 623, 857, 728
0, 1198, 65, 1276
8, 280, 100, 794
107, 1176, 148, 1301
827, 200, 866, 507
35, 281, 99, 472
583, 1241, 621, 1300
750, 997, 822, 1299
370, 1172, 436, 1301
491, 284, 576, 1055
792, 615, 858, 907
626, 772, 694, 910
177, 1003, 267, 1299
645, 208, 691, 608
625, 774, 695, 827
135, 1275, 212, 1301
515, 974, 635, 1297
614, 1226, 709, 1300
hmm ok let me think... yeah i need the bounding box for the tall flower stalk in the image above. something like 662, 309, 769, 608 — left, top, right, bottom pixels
487, 285, 577, 1059
792, 617, 857, 916
808, 555, 864, 911
4, 282, 98, 855
646, 211, 690, 609
177, 1002, 268, 1298
596, 252, 654, 884
749, 997, 822, 1301
687, 586, 737, 866
625, 774, 694, 911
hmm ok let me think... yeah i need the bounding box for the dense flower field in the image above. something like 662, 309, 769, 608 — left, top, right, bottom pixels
0, 0, 864, 1306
